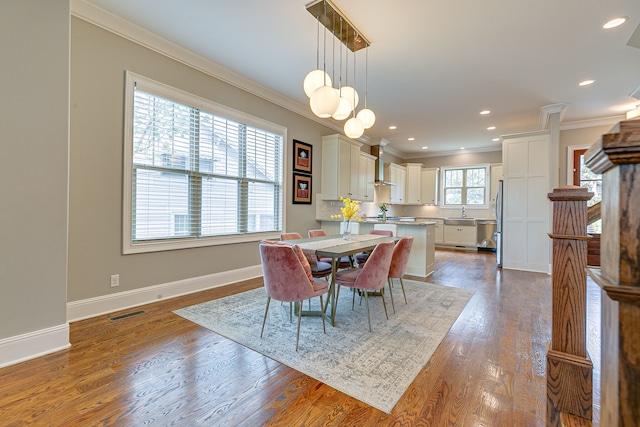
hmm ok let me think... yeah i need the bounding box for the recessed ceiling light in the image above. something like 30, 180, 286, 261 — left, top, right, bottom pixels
487, 126, 496, 130
480, 110, 491, 115
389, 125, 397, 130
422, 146, 428, 150
603, 17, 627, 29
460, 147, 465, 150
408, 137, 415, 141
579, 80, 595, 86
492, 138, 500, 142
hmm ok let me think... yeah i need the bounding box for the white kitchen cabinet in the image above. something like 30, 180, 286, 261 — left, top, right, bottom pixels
431, 219, 444, 244
404, 163, 423, 204
420, 168, 438, 205
358, 152, 376, 202
384, 163, 406, 204
443, 224, 477, 247
321, 134, 362, 200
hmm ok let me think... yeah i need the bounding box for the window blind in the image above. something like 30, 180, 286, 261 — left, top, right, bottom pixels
126, 74, 283, 250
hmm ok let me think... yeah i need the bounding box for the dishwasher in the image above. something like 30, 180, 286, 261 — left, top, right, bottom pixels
476, 220, 497, 251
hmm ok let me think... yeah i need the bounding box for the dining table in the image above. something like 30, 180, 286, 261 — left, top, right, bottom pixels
286, 233, 397, 326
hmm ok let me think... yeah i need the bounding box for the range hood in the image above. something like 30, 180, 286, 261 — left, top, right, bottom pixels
371, 141, 395, 186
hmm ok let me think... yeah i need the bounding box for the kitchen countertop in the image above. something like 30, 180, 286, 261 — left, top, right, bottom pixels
319, 218, 437, 225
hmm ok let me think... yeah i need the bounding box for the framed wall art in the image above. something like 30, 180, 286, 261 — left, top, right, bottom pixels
293, 139, 312, 174
292, 173, 312, 204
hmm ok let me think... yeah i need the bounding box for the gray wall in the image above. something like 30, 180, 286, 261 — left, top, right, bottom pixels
69, 18, 336, 302
0, 0, 69, 339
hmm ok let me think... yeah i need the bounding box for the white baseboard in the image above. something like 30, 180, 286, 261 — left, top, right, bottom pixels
0, 323, 70, 369
67, 265, 263, 322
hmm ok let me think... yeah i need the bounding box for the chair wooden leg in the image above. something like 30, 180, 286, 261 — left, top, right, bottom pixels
387, 278, 396, 313
380, 289, 389, 320
351, 287, 356, 310
261, 297, 271, 338
296, 299, 302, 352
399, 277, 407, 304
364, 290, 372, 332
319, 295, 326, 333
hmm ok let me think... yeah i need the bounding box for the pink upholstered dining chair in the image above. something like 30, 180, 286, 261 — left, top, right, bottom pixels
355, 229, 394, 266
387, 236, 414, 313
334, 241, 395, 332
259, 243, 328, 351
281, 232, 332, 280
308, 229, 351, 269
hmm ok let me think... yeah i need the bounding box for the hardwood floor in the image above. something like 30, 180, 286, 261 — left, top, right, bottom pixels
0, 250, 602, 426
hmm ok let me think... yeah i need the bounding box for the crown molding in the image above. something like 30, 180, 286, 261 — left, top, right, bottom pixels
70, 0, 346, 136
539, 103, 569, 130
403, 143, 503, 159
560, 115, 625, 131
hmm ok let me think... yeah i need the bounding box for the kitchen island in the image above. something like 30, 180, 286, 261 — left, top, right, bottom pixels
319, 219, 436, 278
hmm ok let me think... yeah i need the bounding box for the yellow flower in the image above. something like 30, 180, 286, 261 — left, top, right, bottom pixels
330, 196, 362, 222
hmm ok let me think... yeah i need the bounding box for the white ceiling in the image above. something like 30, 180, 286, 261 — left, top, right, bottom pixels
76, 0, 640, 157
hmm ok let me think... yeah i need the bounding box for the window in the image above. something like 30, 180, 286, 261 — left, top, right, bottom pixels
442, 165, 489, 207
123, 72, 285, 253
572, 148, 602, 233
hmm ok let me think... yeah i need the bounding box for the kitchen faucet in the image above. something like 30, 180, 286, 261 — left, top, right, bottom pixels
461, 205, 466, 218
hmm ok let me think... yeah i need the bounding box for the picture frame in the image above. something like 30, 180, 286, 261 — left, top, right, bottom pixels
292, 173, 312, 204
293, 139, 312, 174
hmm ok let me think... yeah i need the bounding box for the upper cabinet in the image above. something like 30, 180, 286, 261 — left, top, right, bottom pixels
384, 163, 406, 204
321, 134, 362, 200
421, 168, 439, 205
358, 152, 376, 202
404, 163, 423, 204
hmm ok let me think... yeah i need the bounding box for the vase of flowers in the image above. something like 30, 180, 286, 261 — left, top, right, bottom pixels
379, 203, 388, 222
331, 197, 362, 240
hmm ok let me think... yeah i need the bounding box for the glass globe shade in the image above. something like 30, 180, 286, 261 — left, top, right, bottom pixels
356, 108, 376, 129
332, 97, 352, 120
310, 85, 340, 118
344, 116, 364, 139
339, 86, 359, 110
303, 70, 331, 98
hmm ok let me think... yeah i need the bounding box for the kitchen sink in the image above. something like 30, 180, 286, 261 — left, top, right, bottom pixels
444, 218, 476, 226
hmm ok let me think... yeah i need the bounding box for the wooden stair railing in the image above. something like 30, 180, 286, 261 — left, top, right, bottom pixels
586, 202, 601, 267
586, 201, 600, 226
584, 117, 640, 427
547, 186, 593, 426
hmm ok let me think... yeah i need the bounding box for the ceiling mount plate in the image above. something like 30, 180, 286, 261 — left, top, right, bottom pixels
306, 0, 370, 52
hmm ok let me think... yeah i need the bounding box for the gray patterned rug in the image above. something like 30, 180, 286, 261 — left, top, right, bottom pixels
174, 280, 473, 414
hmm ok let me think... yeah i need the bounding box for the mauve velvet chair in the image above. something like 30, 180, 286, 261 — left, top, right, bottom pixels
281, 232, 332, 280
387, 236, 413, 313
308, 229, 351, 268
259, 243, 328, 351
355, 229, 394, 266
334, 241, 395, 332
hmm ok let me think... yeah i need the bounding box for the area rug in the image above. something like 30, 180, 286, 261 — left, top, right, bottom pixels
174, 280, 474, 414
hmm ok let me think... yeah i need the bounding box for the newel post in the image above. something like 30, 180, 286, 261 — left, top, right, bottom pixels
546, 186, 593, 425
584, 118, 640, 427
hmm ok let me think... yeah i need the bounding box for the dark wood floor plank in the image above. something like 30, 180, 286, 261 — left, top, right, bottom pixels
0, 251, 603, 426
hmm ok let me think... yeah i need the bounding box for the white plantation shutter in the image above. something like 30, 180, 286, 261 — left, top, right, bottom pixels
124, 72, 284, 253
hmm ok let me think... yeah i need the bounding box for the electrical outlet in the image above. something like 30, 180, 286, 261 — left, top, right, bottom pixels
110, 274, 120, 288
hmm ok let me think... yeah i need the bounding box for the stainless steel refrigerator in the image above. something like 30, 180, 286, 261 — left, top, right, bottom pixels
495, 180, 504, 267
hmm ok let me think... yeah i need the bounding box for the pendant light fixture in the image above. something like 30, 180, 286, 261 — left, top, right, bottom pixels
356, 44, 376, 129
344, 28, 364, 139
332, 17, 352, 121
305, 0, 374, 138
308, 1, 339, 118
303, 16, 331, 98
